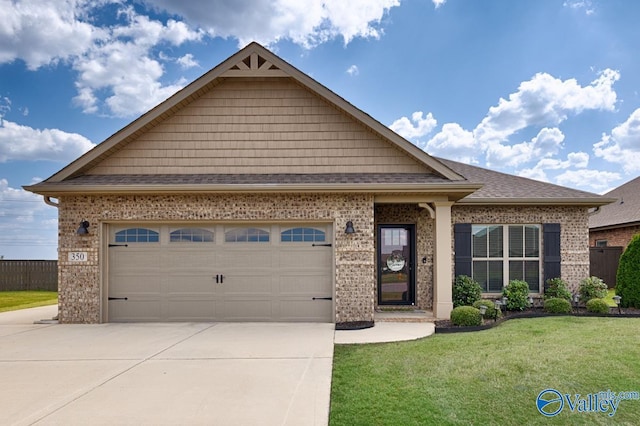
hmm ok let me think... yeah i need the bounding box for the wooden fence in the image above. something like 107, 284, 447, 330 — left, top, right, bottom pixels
0, 260, 58, 291
589, 246, 623, 288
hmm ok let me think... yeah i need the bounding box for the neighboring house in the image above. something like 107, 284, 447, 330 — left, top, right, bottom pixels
24, 43, 613, 324
589, 176, 640, 249
588, 176, 640, 287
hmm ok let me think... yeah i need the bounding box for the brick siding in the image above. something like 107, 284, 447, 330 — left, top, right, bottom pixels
57, 193, 375, 324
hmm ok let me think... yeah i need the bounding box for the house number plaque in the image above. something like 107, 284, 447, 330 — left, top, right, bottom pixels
68, 252, 88, 262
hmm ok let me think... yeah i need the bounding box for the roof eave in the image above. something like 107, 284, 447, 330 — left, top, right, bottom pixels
589, 220, 640, 231
456, 197, 617, 207
24, 182, 482, 199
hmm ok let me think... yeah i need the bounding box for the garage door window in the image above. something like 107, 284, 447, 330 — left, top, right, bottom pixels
115, 228, 159, 243
170, 228, 214, 243
281, 227, 325, 242
225, 227, 270, 243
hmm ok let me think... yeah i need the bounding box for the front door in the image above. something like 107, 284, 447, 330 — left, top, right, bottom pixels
378, 225, 415, 305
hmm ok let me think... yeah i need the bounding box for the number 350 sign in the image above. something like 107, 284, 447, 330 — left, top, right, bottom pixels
68, 252, 88, 262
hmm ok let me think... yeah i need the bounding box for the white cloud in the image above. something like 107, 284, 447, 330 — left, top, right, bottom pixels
593, 108, 640, 173
563, 1, 595, 15
393, 69, 621, 172
143, 0, 401, 47
486, 127, 565, 167
474, 69, 619, 150
432, 0, 447, 8
0, 178, 57, 259
0, 0, 100, 69
423, 123, 477, 163
2, 1, 401, 118
346, 65, 359, 76
519, 151, 590, 181
555, 169, 620, 192
390, 111, 437, 139
72, 6, 201, 117
0, 119, 95, 162
177, 53, 199, 69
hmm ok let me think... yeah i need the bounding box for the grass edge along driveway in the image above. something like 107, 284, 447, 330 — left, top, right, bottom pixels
0, 291, 58, 313
330, 316, 640, 425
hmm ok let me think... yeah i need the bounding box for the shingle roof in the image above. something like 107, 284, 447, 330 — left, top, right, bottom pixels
56, 173, 450, 185
437, 158, 614, 205
589, 176, 640, 229
25, 172, 482, 201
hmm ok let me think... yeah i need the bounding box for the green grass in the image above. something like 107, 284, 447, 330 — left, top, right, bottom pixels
330, 317, 640, 425
0, 291, 58, 312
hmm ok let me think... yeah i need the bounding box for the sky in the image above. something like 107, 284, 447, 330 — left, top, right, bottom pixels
1, 0, 640, 259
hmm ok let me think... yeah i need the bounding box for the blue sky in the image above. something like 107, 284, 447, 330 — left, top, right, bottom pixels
1, 0, 640, 259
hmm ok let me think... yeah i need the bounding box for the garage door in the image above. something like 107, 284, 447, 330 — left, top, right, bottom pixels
107, 224, 334, 322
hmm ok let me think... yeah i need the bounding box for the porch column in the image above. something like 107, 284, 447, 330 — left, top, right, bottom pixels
433, 201, 454, 319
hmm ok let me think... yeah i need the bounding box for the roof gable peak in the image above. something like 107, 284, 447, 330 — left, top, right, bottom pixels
222, 47, 287, 77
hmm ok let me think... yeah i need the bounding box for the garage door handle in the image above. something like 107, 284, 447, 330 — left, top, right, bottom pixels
312, 297, 332, 301
215, 274, 224, 284
312, 243, 332, 247
108, 297, 128, 301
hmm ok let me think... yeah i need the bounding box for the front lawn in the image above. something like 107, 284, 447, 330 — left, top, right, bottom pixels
0, 291, 58, 312
331, 317, 640, 425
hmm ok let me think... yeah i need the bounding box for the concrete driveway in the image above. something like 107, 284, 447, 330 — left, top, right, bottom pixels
0, 307, 334, 426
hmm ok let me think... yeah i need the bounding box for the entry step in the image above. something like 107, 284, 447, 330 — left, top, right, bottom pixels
374, 309, 435, 323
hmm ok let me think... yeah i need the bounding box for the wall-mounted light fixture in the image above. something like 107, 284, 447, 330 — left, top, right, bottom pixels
344, 221, 355, 234
77, 220, 90, 235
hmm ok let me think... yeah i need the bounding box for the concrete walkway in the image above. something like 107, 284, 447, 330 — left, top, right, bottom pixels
0, 306, 434, 425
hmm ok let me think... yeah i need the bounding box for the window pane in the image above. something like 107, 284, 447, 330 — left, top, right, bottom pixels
115, 228, 159, 243
281, 227, 325, 243
225, 228, 270, 243
472, 226, 487, 257
170, 228, 214, 243
488, 261, 504, 292
473, 261, 488, 292
488, 226, 503, 257
525, 225, 540, 257
508, 260, 539, 292
509, 226, 523, 257
525, 261, 539, 292
509, 260, 523, 282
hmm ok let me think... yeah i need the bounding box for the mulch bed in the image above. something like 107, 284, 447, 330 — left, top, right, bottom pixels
435, 307, 640, 333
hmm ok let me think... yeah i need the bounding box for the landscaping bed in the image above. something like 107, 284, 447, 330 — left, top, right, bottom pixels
435, 306, 640, 333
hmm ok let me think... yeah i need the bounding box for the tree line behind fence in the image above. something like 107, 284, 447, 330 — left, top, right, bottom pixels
0, 260, 58, 291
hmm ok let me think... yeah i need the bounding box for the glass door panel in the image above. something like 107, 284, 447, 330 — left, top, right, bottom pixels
378, 225, 415, 305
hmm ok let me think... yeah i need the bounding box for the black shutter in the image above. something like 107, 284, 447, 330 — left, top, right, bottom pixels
543, 223, 561, 290
454, 223, 472, 277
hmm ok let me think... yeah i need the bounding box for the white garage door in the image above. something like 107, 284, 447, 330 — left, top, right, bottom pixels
107, 223, 334, 322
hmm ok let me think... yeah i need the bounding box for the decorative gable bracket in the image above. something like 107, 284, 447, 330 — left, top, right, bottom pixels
221, 52, 288, 77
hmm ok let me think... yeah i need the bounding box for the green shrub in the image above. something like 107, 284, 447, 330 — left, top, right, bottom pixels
450, 306, 483, 326
616, 233, 640, 308
503, 280, 530, 311
452, 275, 482, 308
473, 299, 502, 319
586, 298, 610, 314
544, 297, 572, 314
544, 278, 571, 300
578, 276, 608, 303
